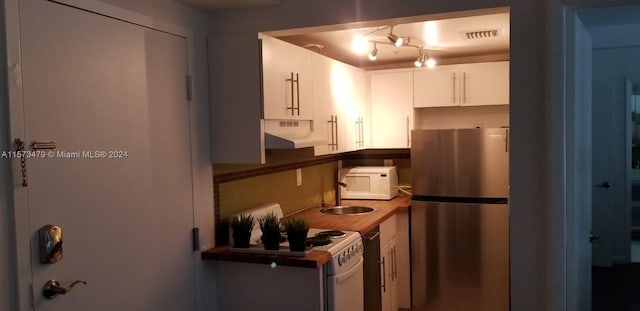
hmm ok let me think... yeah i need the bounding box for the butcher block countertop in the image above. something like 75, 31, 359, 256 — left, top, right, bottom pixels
201, 195, 410, 268
290, 194, 411, 236
201, 246, 331, 268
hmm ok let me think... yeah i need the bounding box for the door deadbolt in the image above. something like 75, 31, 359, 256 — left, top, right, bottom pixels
39, 224, 63, 264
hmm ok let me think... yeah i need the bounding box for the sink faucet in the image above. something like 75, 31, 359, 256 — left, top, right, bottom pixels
336, 178, 347, 206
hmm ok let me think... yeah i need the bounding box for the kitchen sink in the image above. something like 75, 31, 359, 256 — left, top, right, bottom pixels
320, 205, 376, 215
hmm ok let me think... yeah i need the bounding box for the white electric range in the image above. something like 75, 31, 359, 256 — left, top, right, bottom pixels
231, 203, 364, 311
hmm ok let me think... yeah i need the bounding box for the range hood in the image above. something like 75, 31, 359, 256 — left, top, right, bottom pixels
264, 119, 327, 149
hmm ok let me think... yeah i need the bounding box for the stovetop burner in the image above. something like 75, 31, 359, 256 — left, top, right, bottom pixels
305, 236, 332, 247
315, 230, 346, 239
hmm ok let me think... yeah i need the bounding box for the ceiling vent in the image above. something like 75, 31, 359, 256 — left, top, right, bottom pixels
463, 29, 500, 39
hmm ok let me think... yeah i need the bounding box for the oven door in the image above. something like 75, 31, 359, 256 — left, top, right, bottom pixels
327, 256, 364, 311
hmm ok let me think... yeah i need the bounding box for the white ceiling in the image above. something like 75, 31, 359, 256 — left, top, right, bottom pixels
174, 1, 510, 70
276, 13, 510, 70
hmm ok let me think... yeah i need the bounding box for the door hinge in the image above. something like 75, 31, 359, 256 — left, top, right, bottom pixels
192, 227, 200, 251
186, 75, 193, 101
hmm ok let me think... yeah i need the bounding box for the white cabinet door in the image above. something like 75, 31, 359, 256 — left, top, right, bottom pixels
339, 65, 368, 152
261, 35, 313, 120
370, 71, 414, 148
380, 241, 391, 311
380, 237, 398, 311
460, 61, 509, 106
312, 54, 339, 156
379, 214, 398, 311
414, 62, 509, 108
414, 65, 459, 107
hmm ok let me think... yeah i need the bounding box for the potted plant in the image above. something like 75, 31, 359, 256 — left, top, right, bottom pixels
259, 212, 281, 250
229, 214, 255, 248
283, 217, 309, 252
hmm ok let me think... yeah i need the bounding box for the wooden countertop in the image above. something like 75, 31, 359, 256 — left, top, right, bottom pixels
201, 246, 331, 268
290, 194, 411, 235
201, 194, 410, 267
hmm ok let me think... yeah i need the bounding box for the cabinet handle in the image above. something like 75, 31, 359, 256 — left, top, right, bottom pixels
295, 73, 300, 116
379, 257, 386, 292
335, 115, 339, 150
392, 246, 398, 280
463, 71, 467, 103
406, 116, 410, 147
327, 115, 339, 151
452, 72, 457, 104
328, 115, 336, 150
286, 72, 295, 116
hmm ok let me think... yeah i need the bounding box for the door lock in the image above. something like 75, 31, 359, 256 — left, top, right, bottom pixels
39, 224, 63, 264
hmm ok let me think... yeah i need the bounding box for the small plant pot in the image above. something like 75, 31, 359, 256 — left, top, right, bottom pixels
232, 231, 251, 248
262, 233, 281, 250
287, 235, 307, 252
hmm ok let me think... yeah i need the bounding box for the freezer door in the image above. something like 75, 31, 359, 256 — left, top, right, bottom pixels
411, 128, 509, 198
410, 200, 509, 311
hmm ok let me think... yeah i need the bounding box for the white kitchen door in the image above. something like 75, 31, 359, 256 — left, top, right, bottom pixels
17, 0, 196, 310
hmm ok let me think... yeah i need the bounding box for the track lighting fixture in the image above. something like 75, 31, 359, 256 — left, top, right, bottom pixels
368, 43, 378, 61
358, 25, 436, 68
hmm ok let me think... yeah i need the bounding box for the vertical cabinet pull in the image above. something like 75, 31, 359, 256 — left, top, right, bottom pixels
463, 71, 467, 103
295, 73, 300, 115
392, 246, 398, 280
327, 115, 338, 151
452, 72, 457, 104
354, 117, 364, 148
335, 115, 339, 150
406, 116, 410, 147
379, 257, 386, 292
286, 72, 300, 116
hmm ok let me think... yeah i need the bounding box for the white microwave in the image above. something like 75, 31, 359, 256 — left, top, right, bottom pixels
339, 167, 399, 200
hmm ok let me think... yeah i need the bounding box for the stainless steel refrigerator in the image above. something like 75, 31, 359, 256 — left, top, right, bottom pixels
410, 128, 509, 311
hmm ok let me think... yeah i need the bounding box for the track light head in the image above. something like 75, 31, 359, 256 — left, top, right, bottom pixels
387, 27, 403, 47
387, 33, 404, 47
425, 57, 436, 68
368, 44, 378, 61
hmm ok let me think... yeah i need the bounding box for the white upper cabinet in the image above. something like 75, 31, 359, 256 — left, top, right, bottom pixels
413, 65, 459, 108
339, 64, 368, 152
261, 34, 313, 119
313, 54, 368, 155
370, 70, 414, 148
460, 61, 509, 106
414, 61, 509, 107
312, 54, 339, 156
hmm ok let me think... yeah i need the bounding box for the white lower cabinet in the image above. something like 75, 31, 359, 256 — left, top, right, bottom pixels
380, 214, 398, 311
381, 237, 398, 311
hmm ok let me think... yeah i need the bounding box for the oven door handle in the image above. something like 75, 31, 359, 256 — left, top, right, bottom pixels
335, 256, 363, 284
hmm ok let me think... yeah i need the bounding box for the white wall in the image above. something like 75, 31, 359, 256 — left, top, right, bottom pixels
414, 105, 509, 129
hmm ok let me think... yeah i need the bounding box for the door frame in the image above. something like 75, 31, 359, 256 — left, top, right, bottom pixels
2, 1, 212, 310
